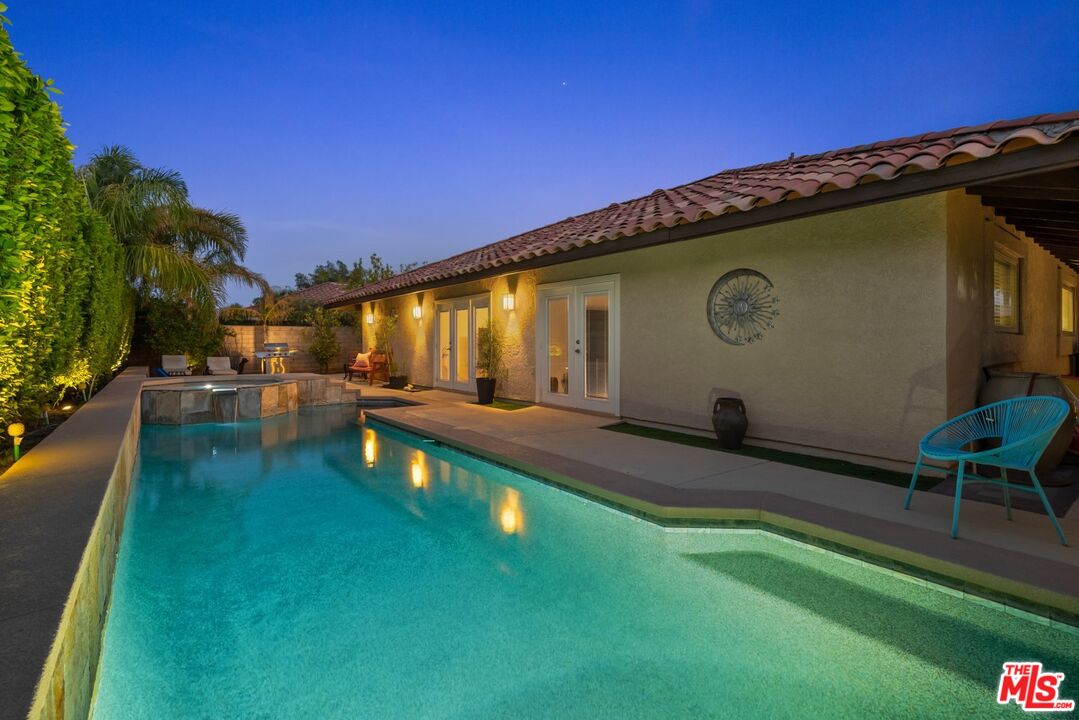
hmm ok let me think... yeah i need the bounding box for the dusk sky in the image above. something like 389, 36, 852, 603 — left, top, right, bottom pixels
10, 1, 1079, 304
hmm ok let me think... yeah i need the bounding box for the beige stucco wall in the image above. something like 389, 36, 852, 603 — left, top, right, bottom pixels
945, 191, 1077, 417
359, 194, 957, 463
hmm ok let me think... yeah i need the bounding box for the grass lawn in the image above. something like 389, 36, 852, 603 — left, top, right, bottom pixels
602, 422, 939, 490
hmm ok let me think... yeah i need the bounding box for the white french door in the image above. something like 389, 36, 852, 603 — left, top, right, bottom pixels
435, 294, 490, 392
536, 276, 619, 414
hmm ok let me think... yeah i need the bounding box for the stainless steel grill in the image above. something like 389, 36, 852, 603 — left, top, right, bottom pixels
254, 343, 296, 373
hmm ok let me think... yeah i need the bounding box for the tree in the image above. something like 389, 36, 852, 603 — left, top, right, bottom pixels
307, 308, 341, 373
294, 260, 349, 289
78, 146, 270, 307
293, 254, 422, 290
144, 297, 228, 368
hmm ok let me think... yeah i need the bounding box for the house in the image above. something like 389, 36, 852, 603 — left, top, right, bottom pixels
326, 112, 1079, 467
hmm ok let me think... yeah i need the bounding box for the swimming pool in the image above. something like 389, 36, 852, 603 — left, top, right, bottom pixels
90, 406, 1078, 719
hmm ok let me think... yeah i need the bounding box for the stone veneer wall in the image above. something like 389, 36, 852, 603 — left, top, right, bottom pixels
224, 325, 363, 374
27, 384, 140, 720
140, 376, 356, 425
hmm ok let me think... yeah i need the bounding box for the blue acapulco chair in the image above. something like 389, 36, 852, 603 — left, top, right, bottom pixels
903, 396, 1070, 546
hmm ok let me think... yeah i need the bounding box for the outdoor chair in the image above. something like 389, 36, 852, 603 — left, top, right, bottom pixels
206, 356, 238, 375
903, 396, 1069, 545
345, 350, 389, 385
161, 355, 191, 376
345, 350, 372, 382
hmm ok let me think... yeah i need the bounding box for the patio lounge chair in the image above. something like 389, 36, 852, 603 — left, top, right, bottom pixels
903, 396, 1069, 545
161, 355, 191, 377
206, 356, 238, 375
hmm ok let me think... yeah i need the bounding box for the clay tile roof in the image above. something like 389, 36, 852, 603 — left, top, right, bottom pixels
284, 281, 349, 304
326, 111, 1079, 306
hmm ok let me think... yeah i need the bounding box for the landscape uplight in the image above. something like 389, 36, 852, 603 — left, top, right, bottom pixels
8, 422, 25, 460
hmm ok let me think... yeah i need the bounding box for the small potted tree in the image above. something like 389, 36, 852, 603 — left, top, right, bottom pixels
374, 314, 408, 389
475, 320, 504, 404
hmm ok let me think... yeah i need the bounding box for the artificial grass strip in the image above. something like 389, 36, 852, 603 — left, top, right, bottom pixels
471, 399, 532, 411
602, 422, 938, 490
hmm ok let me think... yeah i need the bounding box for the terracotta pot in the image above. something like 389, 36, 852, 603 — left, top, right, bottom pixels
476, 378, 496, 405
712, 397, 748, 450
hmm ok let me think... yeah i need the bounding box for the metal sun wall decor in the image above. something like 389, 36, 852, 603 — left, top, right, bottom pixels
707, 268, 780, 345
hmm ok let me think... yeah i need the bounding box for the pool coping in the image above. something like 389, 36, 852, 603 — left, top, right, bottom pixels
364, 409, 1079, 627
0, 368, 146, 720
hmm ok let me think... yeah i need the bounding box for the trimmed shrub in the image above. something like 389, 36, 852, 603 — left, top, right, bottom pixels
145, 296, 228, 368
0, 15, 132, 420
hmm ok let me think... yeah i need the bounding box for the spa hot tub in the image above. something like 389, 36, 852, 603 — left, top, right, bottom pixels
141, 377, 298, 425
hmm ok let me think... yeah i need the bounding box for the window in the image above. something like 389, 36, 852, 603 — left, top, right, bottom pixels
1062, 283, 1076, 334
993, 250, 1020, 331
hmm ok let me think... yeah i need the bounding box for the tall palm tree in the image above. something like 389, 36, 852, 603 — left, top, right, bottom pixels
78, 146, 269, 305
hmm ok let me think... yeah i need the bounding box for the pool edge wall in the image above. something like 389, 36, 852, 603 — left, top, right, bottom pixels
0, 368, 144, 720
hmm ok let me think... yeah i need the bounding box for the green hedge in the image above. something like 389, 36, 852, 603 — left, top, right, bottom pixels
0, 14, 132, 422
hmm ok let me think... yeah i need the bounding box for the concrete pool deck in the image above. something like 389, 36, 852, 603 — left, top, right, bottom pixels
354, 384, 1079, 623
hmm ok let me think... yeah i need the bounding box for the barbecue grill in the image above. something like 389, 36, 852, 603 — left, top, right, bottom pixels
255, 342, 296, 374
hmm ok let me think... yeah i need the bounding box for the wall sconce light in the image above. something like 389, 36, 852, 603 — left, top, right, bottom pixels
502, 293, 515, 311
8, 422, 25, 460
365, 313, 375, 325
412, 306, 422, 320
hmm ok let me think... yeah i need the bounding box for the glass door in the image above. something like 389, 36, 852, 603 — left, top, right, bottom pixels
537, 277, 618, 414
435, 295, 490, 392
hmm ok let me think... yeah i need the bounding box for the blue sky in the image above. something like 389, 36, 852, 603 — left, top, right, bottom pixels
9, 1, 1079, 304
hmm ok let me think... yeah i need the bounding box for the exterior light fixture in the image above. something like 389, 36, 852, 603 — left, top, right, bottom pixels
412, 306, 422, 320
502, 293, 515, 311
61, 404, 74, 411
8, 422, 25, 460
365, 313, 375, 325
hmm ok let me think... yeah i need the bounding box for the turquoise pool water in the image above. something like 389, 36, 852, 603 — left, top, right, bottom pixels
91, 406, 1078, 719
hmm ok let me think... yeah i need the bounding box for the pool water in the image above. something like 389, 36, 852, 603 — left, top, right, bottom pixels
91, 407, 1078, 719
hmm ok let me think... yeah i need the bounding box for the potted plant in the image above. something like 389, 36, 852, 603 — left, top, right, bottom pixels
475, 320, 504, 404
374, 314, 408, 389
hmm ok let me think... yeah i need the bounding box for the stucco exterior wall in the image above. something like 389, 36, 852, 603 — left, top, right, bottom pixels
945, 191, 1077, 417
359, 195, 952, 463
